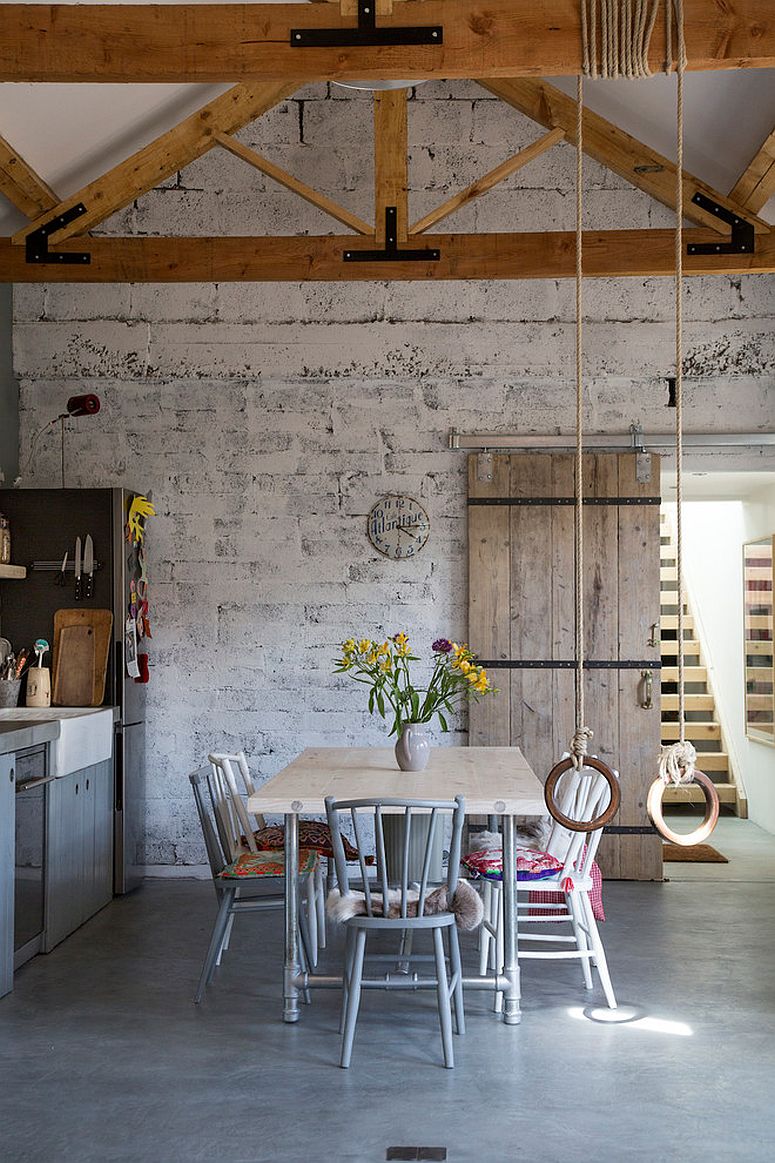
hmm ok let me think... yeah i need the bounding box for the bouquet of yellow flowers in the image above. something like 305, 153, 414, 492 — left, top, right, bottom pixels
334, 633, 496, 736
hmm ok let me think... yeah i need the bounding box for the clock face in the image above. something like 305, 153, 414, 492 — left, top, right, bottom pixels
367, 495, 431, 560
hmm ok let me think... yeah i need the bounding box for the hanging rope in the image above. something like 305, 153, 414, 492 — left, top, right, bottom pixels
570, 74, 592, 771
658, 0, 697, 788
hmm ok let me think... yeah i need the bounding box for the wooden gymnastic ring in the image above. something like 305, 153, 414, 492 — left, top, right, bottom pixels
646, 769, 719, 846
544, 756, 621, 832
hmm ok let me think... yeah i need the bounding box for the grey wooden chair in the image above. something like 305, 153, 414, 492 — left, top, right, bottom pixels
189, 766, 316, 1004
324, 794, 467, 1069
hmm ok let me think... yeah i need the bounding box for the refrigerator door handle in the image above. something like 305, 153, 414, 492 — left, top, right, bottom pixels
114, 729, 124, 812
115, 638, 124, 707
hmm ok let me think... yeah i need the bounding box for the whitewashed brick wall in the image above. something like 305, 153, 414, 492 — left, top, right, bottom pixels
12, 83, 775, 866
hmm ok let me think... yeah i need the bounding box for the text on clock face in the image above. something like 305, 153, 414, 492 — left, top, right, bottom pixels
369, 510, 429, 536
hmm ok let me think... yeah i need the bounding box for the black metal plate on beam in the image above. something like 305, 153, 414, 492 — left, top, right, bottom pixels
26, 203, 90, 265
345, 206, 440, 263
477, 659, 662, 670
291, 25, 443, 47
687, 193, 755, 256
467, 496, 661, 506
292, 0, 442, 49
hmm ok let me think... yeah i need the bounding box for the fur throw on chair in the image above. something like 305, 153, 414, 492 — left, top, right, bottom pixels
327, 880, 483, 932
468, 816, 552, 854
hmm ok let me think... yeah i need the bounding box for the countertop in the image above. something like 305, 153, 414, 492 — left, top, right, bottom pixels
0, 718, 60, 755
0, 707, 119, 764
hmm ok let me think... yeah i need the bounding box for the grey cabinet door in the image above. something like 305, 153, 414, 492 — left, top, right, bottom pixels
45, 771, 83, 951
84, 760, 113, 919
45, 761, 114, 952
0, 754, 14, 998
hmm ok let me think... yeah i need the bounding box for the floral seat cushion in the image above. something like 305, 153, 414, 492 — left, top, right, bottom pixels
251, 821, 372, 863
220, 848, 318, 879
461, 846, 564, 882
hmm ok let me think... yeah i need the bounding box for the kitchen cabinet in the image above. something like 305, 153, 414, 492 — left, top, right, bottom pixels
0, 753, 13, 998
44, 759, 113, 951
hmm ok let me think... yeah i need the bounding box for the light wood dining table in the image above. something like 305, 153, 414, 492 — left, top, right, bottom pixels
247, 745, 545, 1026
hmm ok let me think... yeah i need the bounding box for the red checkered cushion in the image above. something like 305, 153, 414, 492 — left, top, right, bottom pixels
528, 859, 605, 922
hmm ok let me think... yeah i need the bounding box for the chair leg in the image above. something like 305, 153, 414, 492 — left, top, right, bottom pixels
217, 914, 235, 967
340, 928, 367, 1069
478, 881, 492, 976
195, 887, 234, 1004
339, 926, 355, 1034
315, 864, 326, 950
432, 927, 455, 1068
304, 873, 319, 967
494, 885, 505, 1014
448, 925, 465, 1037
580, 893, 617, 1009
568, 890, 593, 990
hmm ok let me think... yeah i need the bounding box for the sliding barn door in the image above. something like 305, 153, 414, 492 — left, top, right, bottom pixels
468, 452, 662, 881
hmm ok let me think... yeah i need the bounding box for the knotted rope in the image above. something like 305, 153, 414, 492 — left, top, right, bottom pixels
580, 0, 663, 79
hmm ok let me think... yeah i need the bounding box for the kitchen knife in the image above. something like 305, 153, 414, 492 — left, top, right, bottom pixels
83, 534, 94, 599
74, 535, 82, 601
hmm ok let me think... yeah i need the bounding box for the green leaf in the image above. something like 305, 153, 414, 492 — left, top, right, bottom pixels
438, 712, 448, 732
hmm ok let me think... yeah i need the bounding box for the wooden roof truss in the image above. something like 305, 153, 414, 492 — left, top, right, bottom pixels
1, 1, 773, 282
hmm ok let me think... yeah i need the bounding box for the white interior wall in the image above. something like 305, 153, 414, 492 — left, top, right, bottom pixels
681, 499, 775, 834
10, 81, 775, 865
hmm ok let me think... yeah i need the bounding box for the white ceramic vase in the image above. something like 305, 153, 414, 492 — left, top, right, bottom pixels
394, 722, 431, 772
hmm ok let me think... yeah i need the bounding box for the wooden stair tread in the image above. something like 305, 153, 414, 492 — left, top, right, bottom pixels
663, 783, 737, 804
661, 666, 707, 682
661, 722, 720, 740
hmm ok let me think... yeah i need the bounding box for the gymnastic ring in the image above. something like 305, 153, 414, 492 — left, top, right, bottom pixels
646, 769, 719, 846
544, 756, 621, 832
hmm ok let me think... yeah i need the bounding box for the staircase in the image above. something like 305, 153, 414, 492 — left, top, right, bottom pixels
659, 512, 747, 817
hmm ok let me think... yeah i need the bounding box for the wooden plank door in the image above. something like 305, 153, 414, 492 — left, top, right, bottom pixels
469, 452, 662, 881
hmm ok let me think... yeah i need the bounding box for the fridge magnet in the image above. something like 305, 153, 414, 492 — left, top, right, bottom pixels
126, 495, 156, 545
125, 615, 140, 679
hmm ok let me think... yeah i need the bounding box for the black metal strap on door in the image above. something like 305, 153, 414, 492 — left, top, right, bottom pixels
468, 496, 661, 507
478, 659, 661, 670
605, 826, 659, 835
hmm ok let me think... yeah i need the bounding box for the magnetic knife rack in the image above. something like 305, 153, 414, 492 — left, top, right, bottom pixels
29, 560, 104, 572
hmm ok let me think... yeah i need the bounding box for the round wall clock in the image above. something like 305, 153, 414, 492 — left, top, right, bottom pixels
367, 495, 431, 560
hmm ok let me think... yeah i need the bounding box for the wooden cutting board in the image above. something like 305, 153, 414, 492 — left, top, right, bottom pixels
52, 608, 113, 706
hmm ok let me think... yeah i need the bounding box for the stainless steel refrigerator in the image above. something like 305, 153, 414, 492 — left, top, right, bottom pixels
0, 487, 147, 893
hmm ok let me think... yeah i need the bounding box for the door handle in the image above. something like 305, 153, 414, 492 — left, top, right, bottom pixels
640, 669, 653, 710
647, 621, 659, 648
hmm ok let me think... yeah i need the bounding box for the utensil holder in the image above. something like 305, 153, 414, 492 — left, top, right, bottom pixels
26, 668, 51, 708
0, 678, 22, 708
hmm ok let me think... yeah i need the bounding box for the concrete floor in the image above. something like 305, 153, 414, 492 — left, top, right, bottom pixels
2, 817, 774, 1163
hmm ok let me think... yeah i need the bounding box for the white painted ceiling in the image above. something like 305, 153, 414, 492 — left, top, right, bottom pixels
1, 1, 774, 235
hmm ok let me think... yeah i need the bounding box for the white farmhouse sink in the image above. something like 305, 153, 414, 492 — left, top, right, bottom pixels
0, 707, 115, 776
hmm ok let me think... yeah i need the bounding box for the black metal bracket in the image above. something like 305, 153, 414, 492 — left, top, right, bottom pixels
344, 206, 440, 263
687, 193, 755, 257
291, 0, 442, 48
25, 203, 90, 265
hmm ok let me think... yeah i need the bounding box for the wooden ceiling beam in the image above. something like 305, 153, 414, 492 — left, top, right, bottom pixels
2, 229, 774, 283
1, 2, 773, 83
374, 89, 408, 244
11, 82, 299, 247
481, 78, 772, 236
729, 127, 775, 213
215, 133, 373, 235
410, 127, 565, 235
0, 135, 58, 218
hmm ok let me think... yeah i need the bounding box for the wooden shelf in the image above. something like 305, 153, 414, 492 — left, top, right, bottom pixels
0, 564, 26, 580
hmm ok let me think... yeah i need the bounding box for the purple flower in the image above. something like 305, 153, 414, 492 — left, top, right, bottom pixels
432, 638, 453, 654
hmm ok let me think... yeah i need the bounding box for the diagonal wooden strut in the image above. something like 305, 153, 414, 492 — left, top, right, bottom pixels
410, 127, 565, 235
480, 78, 771, 237
11, 82, 300, 248
215, 133, 373, 235
729, 126, 775, 214
0, 134, 58, 218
